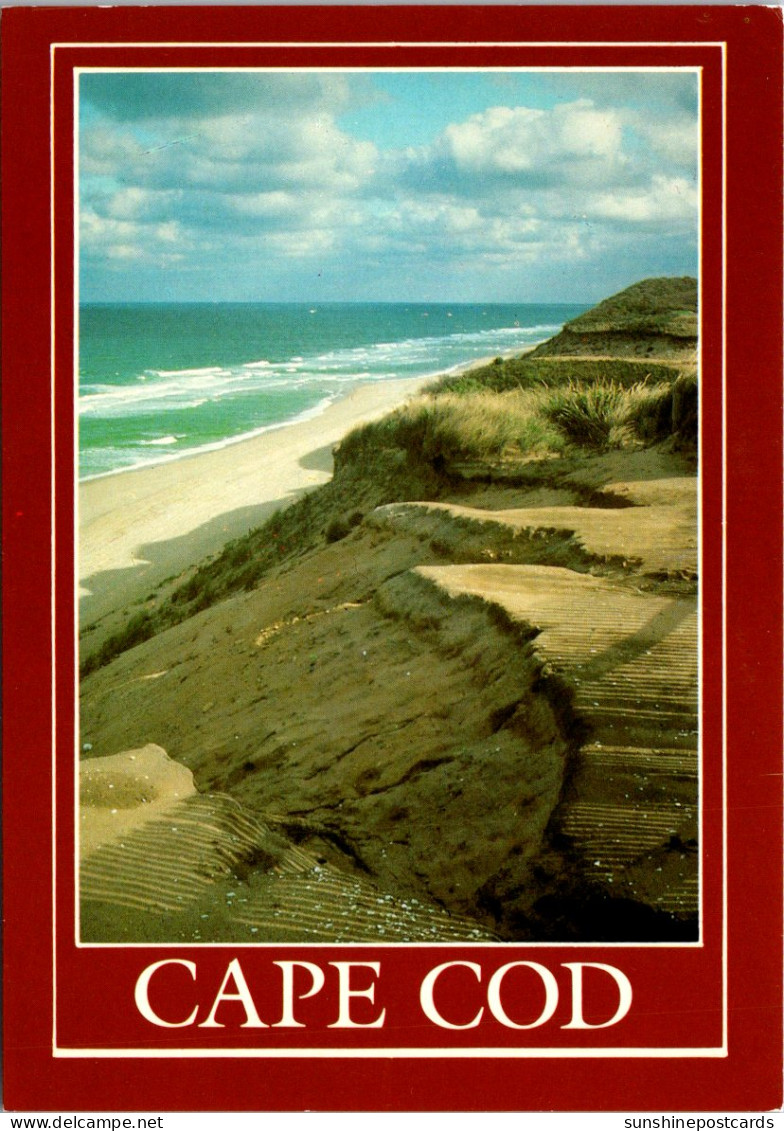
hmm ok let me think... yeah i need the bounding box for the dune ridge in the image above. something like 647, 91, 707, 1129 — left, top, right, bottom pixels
80, 276, 700, 942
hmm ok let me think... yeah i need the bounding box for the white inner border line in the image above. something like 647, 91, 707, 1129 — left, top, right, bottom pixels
55, 40, 728, 48
55, 42, 726, 1058
50, 39, 59, 1060
54, 1045, 728, 1060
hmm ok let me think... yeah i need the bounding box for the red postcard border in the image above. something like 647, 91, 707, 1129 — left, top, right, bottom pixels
2, 4, 782, 1113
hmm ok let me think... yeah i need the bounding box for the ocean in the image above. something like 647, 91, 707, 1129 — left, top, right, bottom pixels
78, 302, 586, 480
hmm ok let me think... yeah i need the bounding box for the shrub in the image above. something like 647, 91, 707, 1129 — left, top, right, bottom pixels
630, 385, 675, 443
80, 610, 155, 677
431, 355, 681, 397
671, 370, 698, 443
542, 378, 692, 451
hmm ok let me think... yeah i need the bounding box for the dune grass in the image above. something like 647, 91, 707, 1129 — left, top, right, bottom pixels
542, 381, 627, 450
339, 372, 688, 466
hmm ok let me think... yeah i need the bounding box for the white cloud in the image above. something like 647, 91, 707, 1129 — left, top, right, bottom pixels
415, 99, 630, 189
80, 208, 193, 268
80, 125, 143, 175
634, 115, 699, 167
81, 86, 380, 272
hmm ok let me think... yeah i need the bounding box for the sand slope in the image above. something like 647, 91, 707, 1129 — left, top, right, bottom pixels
81, 437, 699, 940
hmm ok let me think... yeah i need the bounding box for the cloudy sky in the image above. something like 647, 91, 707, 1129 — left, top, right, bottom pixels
78, 69, 699, 303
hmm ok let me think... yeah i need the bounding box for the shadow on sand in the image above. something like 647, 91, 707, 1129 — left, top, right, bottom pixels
80, 488, 310, 626
297, 444, 335, 474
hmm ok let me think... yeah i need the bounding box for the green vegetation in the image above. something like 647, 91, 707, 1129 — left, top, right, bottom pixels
81, 610, 156, 676
325, 510, 364, 543
430, 354, 682, 397
543, 381, 629, 451
562, 276, 697, 337
541, 381, 677, 452
80, 277, 699, 679
337, 390, 564, 467
341, 364, 694, 464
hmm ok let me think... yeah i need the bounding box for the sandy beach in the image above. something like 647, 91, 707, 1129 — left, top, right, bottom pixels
79, 374, 434, 618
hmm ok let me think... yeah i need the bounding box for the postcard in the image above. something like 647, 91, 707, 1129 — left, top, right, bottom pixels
2, 3, 782, 1114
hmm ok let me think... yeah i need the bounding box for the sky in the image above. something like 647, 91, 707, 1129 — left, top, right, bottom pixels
79, 69, 699, 304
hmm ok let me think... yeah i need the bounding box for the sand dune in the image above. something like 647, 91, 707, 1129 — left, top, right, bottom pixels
79, 280, 700, 942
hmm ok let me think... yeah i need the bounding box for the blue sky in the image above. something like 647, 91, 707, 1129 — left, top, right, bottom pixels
79, 69, 699, 303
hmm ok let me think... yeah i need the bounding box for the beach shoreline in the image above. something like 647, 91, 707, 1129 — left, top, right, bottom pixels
80, 346, 526, 487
